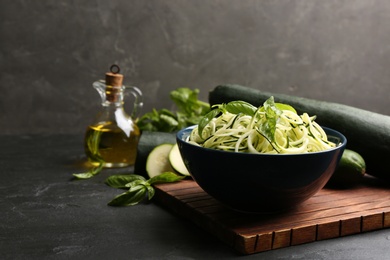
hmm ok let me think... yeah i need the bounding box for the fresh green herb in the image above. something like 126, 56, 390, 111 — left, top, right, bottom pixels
137, 88, 210, 132
72, 162, 104, 179
105, 174, 146, 188
73, 130, 104, 179
108, 185, 148, 206
257, 96, 282, 146
106, 172, 184, 206
224, 100, 257, 116
197, 109, 221, 139
147, 171, 185, 184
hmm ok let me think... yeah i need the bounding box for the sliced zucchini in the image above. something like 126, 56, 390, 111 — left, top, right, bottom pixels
146, 143, 175, 178
169, 143, 190, 176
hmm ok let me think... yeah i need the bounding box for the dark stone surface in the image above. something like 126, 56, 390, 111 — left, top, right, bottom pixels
1, 1, 390, 135
1, 134, 390, 259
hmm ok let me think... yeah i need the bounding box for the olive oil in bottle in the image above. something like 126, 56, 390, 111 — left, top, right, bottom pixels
84, 65, 143, 168
85, 122, 140, 167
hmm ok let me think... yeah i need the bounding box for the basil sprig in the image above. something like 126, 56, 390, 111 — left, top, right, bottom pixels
105, 172, 184, 206
73, 130, 104, 179
257, 96, 282, 146
137, 88, 210, 132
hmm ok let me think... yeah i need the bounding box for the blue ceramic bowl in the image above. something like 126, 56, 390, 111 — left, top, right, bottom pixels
176, 125, 346, 213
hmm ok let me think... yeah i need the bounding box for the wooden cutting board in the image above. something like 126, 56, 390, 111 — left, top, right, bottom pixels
153, 177, 390, 255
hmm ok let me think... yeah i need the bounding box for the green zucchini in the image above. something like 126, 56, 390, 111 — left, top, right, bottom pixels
327, 149, 366, 187
209, 84, 390, 181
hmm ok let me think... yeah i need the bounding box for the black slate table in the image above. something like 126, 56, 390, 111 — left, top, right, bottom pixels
1, 134, 390, 259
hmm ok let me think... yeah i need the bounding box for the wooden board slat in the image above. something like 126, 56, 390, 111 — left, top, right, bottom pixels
153, 178, 390, 255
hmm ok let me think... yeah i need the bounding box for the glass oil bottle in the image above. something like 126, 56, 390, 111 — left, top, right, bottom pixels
84, 65, 143, 168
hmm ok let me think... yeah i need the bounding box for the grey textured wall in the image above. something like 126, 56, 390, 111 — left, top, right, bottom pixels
1, 0, 389, 135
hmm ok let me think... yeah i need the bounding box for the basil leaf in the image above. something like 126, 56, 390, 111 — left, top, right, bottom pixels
108, 187, 147, 206
72, 172, 94, 179
146, 184, 155, 200
86, 130, 102, 159
171, 88, 209, 116
170, 88, 196, 114
159, 108, 177, 118
73, 129, 105, 180
147, 172, 185, 185
160, 114, 179, 127
171, 89, 210, 131
197, 101, 256, 139
137, 88, 210, 133
275, 103, 297, 114
198, 108, 221, 139
126, 180, 147, 189
73, 162, 104, 180
259, 102, 297, 114
258, 97, 282, 152
128, 184, 146, 192
224, 101, 257, 116
105, 174, 146, 189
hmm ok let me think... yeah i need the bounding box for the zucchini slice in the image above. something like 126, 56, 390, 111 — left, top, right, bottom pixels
168, 143, 190, 176
146, 143, 175, 178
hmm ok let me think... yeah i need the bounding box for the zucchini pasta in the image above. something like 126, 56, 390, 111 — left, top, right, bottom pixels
188, 97, 336, 154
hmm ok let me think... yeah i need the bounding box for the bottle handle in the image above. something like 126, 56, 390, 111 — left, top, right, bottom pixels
125, 86, 143, 119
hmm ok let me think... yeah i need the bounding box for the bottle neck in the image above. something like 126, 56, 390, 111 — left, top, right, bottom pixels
102, 100, 124, 107
104, 85, 124, 106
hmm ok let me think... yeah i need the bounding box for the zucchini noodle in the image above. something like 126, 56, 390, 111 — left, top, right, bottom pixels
188, 99, 337, 154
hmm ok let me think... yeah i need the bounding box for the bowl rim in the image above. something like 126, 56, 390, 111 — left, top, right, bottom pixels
177, 125, 347, 156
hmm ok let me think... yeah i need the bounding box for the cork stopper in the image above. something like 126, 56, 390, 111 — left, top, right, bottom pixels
105, 65, 123, 102
105, 64, 123, 87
